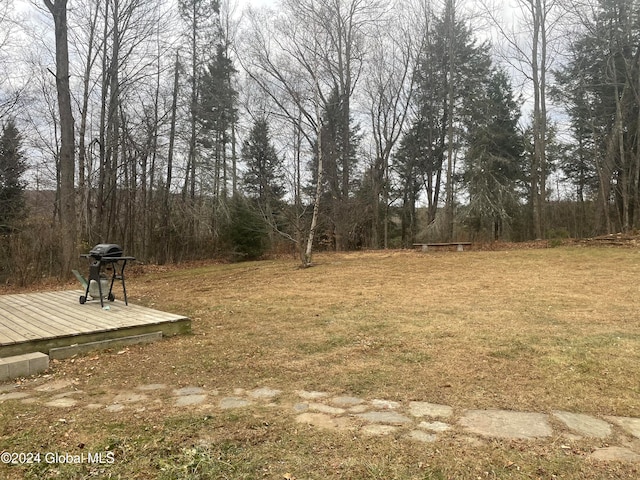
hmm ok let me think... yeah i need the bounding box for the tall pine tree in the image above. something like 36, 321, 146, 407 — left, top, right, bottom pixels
463, 69, 524, 240
397, 3, 492, 241
242, 118, 284, 210
0, 118, 27, 232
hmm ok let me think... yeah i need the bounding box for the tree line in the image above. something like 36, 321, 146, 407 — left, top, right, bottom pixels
0, 0, 639, 282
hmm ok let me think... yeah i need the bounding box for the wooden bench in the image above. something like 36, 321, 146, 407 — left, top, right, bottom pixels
413, 242, 472, 252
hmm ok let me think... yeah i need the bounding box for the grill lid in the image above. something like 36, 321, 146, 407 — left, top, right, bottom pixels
89, 243, 123, 259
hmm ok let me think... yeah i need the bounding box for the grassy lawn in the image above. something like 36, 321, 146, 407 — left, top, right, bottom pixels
1, 246, 640, 478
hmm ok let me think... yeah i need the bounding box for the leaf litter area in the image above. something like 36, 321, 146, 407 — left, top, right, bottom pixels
2, 246, 640, 479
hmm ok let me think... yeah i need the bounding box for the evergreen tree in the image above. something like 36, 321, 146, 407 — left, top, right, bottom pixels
242, 118, 284, 210
399, 4, 492, 236
0, 118, 27, 231
463, 69, 524, 240
222, 195, 269, 261
199, 43, 238, 198
393, 129, 425, 246
306, 90, 362, 250
554, 0, 640, 233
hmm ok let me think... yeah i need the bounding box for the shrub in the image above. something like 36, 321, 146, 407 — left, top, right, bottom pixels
222, 197, 269, 261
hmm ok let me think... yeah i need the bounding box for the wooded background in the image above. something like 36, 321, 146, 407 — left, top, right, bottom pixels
1, 0, 639, 282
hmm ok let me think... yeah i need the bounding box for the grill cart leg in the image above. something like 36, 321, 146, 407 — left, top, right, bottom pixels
81, 262, 106, 308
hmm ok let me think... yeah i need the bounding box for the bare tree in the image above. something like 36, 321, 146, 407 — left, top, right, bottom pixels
44, 0, 76, 276
363, 0, 417, 248
480, 0, 562, 239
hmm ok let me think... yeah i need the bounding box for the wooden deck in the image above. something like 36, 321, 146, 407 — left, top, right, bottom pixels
0, 290, 191, 358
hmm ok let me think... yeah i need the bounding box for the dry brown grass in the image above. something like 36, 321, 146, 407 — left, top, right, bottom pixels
2, 246, 640, 479
128, 247, 640, 414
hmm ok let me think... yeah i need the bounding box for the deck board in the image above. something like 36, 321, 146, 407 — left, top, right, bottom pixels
0, 290, 191, 358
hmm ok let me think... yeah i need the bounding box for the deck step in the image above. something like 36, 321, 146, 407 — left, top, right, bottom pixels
0, 352, 49, 381
48, 332, 163, 360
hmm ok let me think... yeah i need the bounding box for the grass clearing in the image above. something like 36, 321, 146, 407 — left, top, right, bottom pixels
1, 247, 640, 478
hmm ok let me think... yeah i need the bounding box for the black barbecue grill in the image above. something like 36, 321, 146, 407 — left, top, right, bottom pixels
79, 244, 135, 307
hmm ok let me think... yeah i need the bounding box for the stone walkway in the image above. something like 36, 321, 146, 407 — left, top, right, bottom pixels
2, 378, 640, 463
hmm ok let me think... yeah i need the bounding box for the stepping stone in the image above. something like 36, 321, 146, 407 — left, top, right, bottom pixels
589, 446, 640, 463
418, 421, 451, 433
173, 387, 205, 396
331, 396, 364, 407
137, 384, 167, 391
35, 379, 72, 392
249, 387, 282, 399
0, 392, 31, 402
606, 416, 640, 439
113, 393, 147, 404
407, 430, 437, 443
371, 399, 401, 410
296, 390, 329, 400
176, 395, 207, 407
409, 401, 453, 419
295, 413, 352, 431
105, 404, 125, 413
361, 424, 398, 436
45, 397, 78, 408
293, 403, 309, 413
86, 403, 104, 410
308, 403, 346, 415
348, 404, 369, 413
51, 391, 83, 400
553, 411, 612, 438
219, 397, 252, 409
355, 411, 412, 425
459, 410, 552, 440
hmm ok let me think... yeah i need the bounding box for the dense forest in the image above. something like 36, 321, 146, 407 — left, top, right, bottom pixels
1, 0, 640, 281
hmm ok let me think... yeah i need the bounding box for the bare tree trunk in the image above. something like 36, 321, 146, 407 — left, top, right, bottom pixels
444, 0, 456, 242
44, 0, 76, 276
161, 51, 180, 264
77, 0, 100, 245
304, 106, 323, 267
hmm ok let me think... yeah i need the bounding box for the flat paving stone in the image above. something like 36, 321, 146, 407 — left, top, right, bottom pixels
371, 399, 401, 410
361, 424, 398, 436
137, 384, 167, 391
296, 390, 329, 400
589, 446, 640, 462
0, 392, 31, 401
249, 387, 281, 399
348, 404, 370, 413
409, 401, 453, 419
553, 411, 612, 438
355, 411, 412, 425
295, 413, 352, 431
173, 387, 205, 396
35, 380, 72, 392
105, 404, 125, 413
407, 430, 437, 443
51, 391, 83, 399
459, 410, 552, 440
418, 421, 451, 432
331, 396, 364, 407
606, 416, 640, 439
219, 397, 252, 409
308, 403, 346, 415
45, 397, 78, 408
113, 393, 147, 404
176, 394, 207, 407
